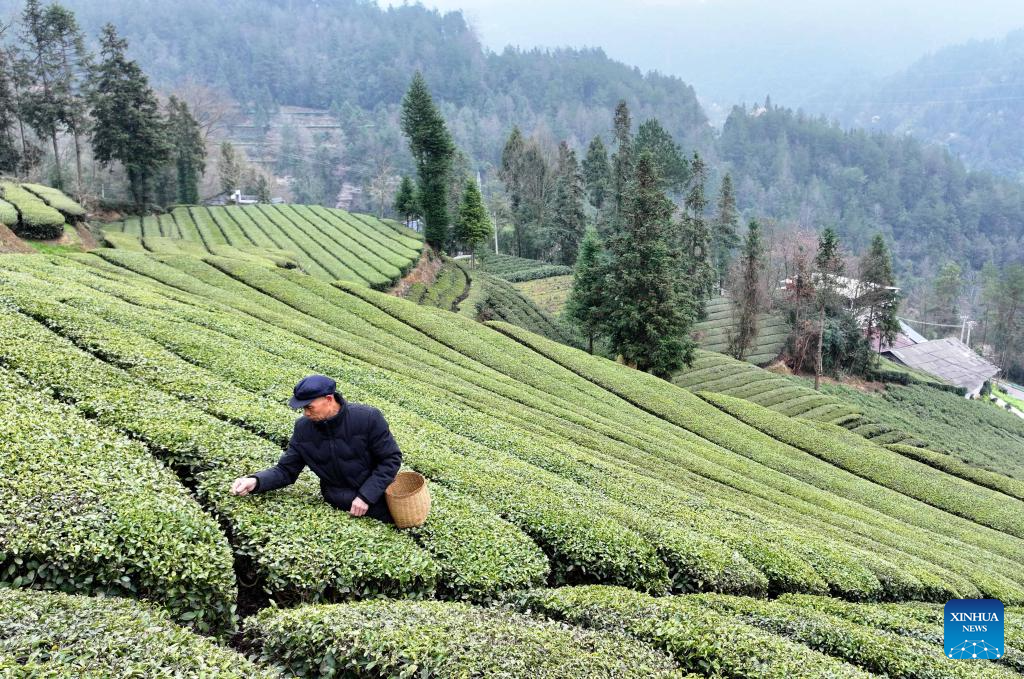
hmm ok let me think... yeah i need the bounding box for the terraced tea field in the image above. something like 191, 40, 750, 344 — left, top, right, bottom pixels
103, 204, 422, 288
513, 273, 573, 315
3, 245, 1024, 675
692, 295, 790, 365
0, 181, 85, 240
403, 258, 470, 311
478, 251, 572, 282
458, 265, 576, 345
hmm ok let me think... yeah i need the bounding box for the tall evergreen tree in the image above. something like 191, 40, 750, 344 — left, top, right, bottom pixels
679, 151, 714, 307
165, 95, 205, 204
400, 72, 455, 248
581, 135, 610, 212
551, 141, 586, 265
499, 126, 528, 256
635, 118, 688, 194
454, 177, 492, 266
610, 100, 633, 228
0, 38, 21, 173
19, 0, 66, 188
858, 234, 899, 353
565, 227, 606, 354
711, 173, 740, 292
928, 261, 963, 331
87, 24, 169, 210
254, 173, 271, 203
393, 175, 420, 226
984, 264, 1024, 372
45, 4, 90, 195
218, 141, 243, 195
602, 151, 695, 376
813, 226, 844, 388
729, 219, 765, 361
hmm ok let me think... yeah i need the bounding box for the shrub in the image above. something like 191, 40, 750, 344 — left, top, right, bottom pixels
105, 203, 421, 285
0, 198, 16, 226
819, 382, 1024, 478
687, 593, 1015, 679
0, 363, 236, 634
705, 393, 1024, 541
21, 182, 87, 219
0, 589, 277, 677
886, 444, 1024, 502
103, 230, 147, 251
246, 598, 682, 678
0, 258, 558, 601
511, 586, 872, 678
0, 293, 441, 604
486, 320, 1024, 602
0, 181, 64, 238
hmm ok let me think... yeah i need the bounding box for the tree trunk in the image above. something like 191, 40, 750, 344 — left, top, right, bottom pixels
50, 131, 62, 189
814, 304, 824, 391
587, 332, 593, 355
72, 127, 84, 198
16, 115, 27, 172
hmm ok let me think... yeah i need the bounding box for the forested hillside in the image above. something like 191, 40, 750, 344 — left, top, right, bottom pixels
0, 0, 710, 166
720, 102, 1024, 277
837, 29, 1024, 181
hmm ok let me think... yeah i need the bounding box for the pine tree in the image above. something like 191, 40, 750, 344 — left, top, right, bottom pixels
393, 175, 420, 226
581, 135, 610, 211
610, 100, 633, 228
454, 178, 492, 266
635, 118, 688, 194
729, 220, 765, 360
254, 174, 271, 203
19, 0, 66, 188
165, 96, 205, 204
218, 141, 243, 196
87, 24, 169, 210
45, 4, 90, 196
928, 261, 963, 331
858, 234, 899, 353
499, 126, 527, 255
400, 72, 455, 248
602, 151, 695, 376
565, 227, 606, 354
712, 173, 740, 292
0, 41, 21, 173
551, 141, 586, 265
679, 151, 714, 307
813, 226, 844, 389
4, 43, 40, 175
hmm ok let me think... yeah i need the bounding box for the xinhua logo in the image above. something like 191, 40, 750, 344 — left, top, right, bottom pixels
944, 599, 1004, 659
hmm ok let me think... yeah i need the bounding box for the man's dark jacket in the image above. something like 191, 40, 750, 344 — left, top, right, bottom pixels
250, 398, 401, 521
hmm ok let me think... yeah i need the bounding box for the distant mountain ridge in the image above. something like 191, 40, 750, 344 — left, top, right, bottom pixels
837, 29, 1024, 180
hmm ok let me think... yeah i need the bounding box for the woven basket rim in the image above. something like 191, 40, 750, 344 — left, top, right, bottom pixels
387, 470, 426, 499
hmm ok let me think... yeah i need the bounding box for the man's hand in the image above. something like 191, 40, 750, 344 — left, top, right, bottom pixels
350, 496, 369, 517
230, 477, 257, 496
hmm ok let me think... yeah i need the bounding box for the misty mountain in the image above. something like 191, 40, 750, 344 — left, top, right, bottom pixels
836, 29, 1024, 181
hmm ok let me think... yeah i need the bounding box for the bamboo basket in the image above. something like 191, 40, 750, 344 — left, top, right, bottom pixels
385, 471, 431, 528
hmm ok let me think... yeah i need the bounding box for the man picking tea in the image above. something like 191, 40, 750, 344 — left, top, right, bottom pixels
230, 375, 401, 523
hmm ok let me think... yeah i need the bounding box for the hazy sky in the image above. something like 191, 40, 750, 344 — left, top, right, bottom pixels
388, 0, 1024, 111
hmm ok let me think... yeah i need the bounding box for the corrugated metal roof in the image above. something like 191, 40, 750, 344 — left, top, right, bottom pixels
898, 320, 928, 345
888, 338, 998, 395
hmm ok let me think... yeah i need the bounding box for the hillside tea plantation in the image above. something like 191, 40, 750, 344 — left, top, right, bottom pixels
103, 204, 422, 288
2, 241, 1023, 675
